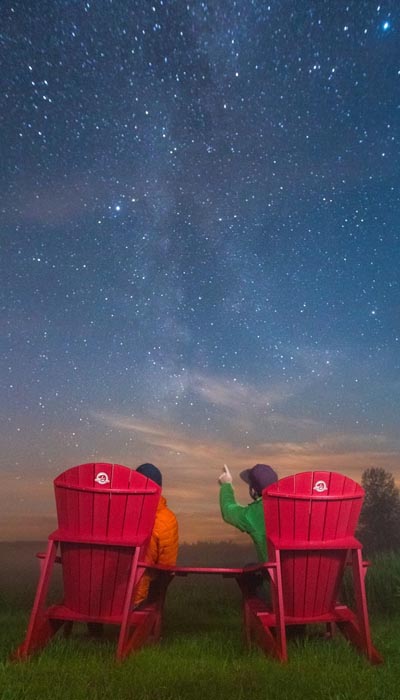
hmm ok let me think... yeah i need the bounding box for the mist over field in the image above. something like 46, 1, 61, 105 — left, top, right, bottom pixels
0, 540, 255, 607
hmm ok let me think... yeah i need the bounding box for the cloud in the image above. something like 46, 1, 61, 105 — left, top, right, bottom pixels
92, 410, 235, 462
88, 369, 400, 537
2, 412, 399, 544
92, 409, 400, 477
95, 415, 169, 438
190, 372, 296, 411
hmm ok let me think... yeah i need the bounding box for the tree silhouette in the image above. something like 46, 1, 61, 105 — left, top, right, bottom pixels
358, 467, 400, 554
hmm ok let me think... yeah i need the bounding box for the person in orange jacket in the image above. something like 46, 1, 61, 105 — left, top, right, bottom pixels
133, 463, 179, 607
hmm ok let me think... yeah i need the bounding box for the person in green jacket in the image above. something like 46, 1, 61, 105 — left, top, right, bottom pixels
220, 463, 307, 636
218, 463, 278, 562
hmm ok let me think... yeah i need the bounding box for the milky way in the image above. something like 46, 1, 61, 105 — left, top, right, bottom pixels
1, 1, 399, 542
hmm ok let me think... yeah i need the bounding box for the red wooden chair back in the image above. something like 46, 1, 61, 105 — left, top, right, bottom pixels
264, 471, 364, 619
53, 462, 160, 618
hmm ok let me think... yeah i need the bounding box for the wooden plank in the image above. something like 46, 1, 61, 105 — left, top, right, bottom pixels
292, 472, 313, 617
90, 466, 113, 617
110, 547, 134, 617
316, 475, 361, 615
127, 474, 159, 541
313, 472, 337, 615
108, 465, 131, 539
277, 489, 295, 615
77, 464, 95, 538
100, 465, 130, 617
55, 464, 80, 534
61, 544, 80, 611
301, 474, 326, 617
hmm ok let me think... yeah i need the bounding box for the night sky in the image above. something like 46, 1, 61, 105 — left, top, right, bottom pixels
1, 1, 399, 543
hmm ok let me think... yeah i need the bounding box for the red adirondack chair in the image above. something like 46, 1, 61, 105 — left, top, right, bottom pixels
14, 462, 173, 661
239, 471, 382, 663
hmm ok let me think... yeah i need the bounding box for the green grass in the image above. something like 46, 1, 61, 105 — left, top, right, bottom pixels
361, 551, 400, 615
0, 545, 399, 700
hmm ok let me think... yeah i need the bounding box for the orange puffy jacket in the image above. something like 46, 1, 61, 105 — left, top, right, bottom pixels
133, 495, 179, 606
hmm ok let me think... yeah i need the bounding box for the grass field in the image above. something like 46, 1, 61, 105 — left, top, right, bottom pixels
0, 543, 399, 700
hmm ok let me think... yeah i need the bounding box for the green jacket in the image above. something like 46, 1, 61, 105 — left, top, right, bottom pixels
219, 483, 267, 561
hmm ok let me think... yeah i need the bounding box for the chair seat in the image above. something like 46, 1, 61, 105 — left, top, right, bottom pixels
47, 603, 156, 625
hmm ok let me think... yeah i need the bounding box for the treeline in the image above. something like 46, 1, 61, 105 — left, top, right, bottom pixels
357, 467, 400, 555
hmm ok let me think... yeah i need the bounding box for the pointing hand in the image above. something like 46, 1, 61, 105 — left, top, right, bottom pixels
218, 463, 233, 485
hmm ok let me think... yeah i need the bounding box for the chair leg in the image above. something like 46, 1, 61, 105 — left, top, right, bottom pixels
117, 573, 174, 659
254, 614, 282, 660
117, 609, 158, 661
336, 550, 382, 664
325, 622, 334, 638
12, 540, 60, 660
237, 564, 287, 662
242, 600, 252, 648
237, 571, 265, 650
148, 573, 173, 643
270, 554, 287, 662
117, 546, 142, 660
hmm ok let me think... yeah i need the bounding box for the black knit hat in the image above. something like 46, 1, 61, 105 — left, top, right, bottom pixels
136, 463, 162, 487
239, 464, 278, 495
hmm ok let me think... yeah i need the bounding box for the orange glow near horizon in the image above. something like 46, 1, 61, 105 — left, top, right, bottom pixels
3, 423, 399, 544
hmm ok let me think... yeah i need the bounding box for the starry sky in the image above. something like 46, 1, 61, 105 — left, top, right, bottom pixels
1, 0, 400, 544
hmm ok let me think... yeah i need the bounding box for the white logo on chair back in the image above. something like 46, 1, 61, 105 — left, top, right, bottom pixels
95, 472, 110, 485
313, 480, 328, 493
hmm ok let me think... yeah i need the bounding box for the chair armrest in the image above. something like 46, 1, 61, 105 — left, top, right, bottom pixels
139, 562, 241, 576
140, 562, 275, 577
241, 562, 276, 573
36, 552, 62, 564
